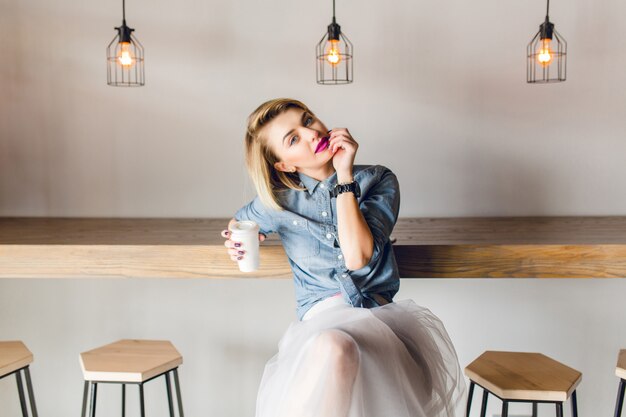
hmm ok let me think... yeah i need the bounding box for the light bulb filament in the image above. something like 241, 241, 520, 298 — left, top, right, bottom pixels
537, 39, 553, 67
326, 40, 341, 65
117, 42, 135, 67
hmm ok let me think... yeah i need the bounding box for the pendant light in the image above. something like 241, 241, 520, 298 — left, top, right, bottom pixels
316, 0, 353, 85
527, 0, 566, 83
107, 0, 145, 86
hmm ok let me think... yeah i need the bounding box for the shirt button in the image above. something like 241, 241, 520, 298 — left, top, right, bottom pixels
326, 233, 332, 239
320, 183, 325, 189
321, 211, 328, 217
292, 220, 298, 225
341, 273, 347, 278
338, 254, 343, 260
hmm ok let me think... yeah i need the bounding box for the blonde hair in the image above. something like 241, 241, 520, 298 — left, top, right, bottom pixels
245, 98, 311, 210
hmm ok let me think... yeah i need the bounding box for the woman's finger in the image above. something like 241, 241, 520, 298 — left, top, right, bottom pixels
228, 248, 245, 256
224, 239, 242, 249
330, 132, 355, 145
330, 137, 355, 153
330, 131, 352, 141
259, 233, 266, 242
330, 127, 350, 136
221, 229, 230, 238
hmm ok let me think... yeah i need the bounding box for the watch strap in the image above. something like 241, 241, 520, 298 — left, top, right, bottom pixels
330, 181, 360, 198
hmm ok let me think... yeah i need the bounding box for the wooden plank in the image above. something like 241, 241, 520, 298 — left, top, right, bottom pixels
2, 217, 626, 278
3, 217, 626, 245
0, 245, 292, 279
395, 245, 626, 278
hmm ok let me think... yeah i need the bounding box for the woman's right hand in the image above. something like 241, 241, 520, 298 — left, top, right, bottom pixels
221, 227, 266, 262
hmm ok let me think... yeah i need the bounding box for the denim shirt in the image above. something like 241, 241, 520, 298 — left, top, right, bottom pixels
235, 165, 401, 320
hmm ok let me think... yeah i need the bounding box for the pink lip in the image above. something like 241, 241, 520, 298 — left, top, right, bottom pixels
315, 136, 330, 154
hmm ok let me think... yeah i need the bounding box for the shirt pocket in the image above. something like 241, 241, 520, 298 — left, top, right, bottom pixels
279, 217, 321, 264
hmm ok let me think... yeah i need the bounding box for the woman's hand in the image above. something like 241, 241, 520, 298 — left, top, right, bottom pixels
328, 128, 358, 181
221, 228, 266, 262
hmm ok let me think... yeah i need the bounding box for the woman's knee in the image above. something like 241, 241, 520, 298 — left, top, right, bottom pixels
312, 330, 360, 371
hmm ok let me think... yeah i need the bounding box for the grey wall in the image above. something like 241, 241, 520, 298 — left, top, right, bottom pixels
1, 0, 626, 415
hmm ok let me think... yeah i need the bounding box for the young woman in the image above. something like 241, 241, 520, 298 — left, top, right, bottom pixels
221, 98, 465, 417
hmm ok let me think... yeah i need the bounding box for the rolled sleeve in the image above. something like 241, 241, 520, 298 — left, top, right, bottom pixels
234, 196, 276, 236
359, 167, 400, 264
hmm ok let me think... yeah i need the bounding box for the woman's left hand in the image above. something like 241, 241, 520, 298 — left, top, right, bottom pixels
329, 128, 358, 178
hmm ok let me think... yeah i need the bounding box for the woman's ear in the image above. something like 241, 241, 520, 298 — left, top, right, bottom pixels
274, 161, 296, 173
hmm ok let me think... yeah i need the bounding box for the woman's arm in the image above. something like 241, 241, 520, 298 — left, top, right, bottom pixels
336, 173, 374, 270
329, 129, 374, 271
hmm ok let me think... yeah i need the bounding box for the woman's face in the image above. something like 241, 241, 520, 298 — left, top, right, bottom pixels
262, 107, 334, 174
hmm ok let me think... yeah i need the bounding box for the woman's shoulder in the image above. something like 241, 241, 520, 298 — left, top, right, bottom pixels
353, 165, 396, 182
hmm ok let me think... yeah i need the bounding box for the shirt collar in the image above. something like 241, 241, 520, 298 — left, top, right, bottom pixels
298, 171, 338, 195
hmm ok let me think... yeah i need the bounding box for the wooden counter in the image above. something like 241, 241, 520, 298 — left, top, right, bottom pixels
1, 217, 626, 279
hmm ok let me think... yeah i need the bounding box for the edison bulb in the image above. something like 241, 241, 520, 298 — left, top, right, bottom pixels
117, 42, 135, 67
537, 39, 553, 67
326, 40, 341, 65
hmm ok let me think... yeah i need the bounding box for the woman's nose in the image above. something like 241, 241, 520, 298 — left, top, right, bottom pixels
304, 128, 319, 142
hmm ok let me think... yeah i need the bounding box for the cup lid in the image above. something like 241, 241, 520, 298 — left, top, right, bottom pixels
229, 220, 260, 233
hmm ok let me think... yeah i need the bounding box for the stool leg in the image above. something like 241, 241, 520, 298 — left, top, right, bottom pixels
139, 383, 145, 417
24, 367, 38, 417
532, 402, 538, 417
89, 382, 98, 417
501, 400, 509, 417
173, 368, 185, 417
571, 389, 578, 417
15, 370, 28, 417
615, 379, 626, 417
466, 381, 475, 417
121, 384, 126, 417
165, 371, 175, 417
556, 402, 563, 417
81, 381, 89, 417
479, 389, 488, 417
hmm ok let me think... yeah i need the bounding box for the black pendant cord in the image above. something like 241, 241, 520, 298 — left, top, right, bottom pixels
546, 0, 550, 20
332, 0, 336, 19
122, 0, 126, 24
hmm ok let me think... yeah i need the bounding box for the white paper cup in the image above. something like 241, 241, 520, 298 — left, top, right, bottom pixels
229, 220, 260, 272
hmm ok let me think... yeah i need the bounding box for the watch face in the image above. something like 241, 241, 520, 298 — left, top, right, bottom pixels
332, 181, 360, 198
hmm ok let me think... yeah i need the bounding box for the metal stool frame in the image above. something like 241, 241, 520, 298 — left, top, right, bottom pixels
80, 367, 184, 417
615, 378, 626, 417
466, 380, 578, 417
0, 365, 39, 417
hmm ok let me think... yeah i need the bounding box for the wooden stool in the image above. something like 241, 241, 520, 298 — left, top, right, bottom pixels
0, 341, 39, 417
464, 351, 581, 417
79, 339, 184, 417
615, 349, 626, 417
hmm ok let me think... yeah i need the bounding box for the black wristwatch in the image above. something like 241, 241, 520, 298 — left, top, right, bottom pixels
330, 181, 361, 199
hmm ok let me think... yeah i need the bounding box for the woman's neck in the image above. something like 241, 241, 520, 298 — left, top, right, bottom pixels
298, 162, 335, 182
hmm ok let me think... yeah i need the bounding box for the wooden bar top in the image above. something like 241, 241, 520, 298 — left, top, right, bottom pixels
1, 217, 626, 279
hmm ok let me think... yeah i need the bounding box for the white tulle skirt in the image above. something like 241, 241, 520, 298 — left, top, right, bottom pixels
256, 297, 466, 417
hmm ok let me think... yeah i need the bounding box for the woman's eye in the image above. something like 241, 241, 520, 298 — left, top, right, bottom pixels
304, 117, 313, 126
290, 136, 299, 146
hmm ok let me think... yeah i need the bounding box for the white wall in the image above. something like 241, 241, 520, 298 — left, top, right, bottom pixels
1, 0, 626, 415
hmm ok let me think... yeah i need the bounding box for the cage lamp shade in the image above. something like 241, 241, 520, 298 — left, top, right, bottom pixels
316, 16, 353, 84
527, 1, 566, 83
107, 22, 145, 87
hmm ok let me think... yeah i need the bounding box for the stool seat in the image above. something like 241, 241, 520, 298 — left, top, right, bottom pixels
465, 351, 582, 402
617, 349, 626, 380
80, 339, 182, 383
0, 341, 33, 378
0, 341, 38, 417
